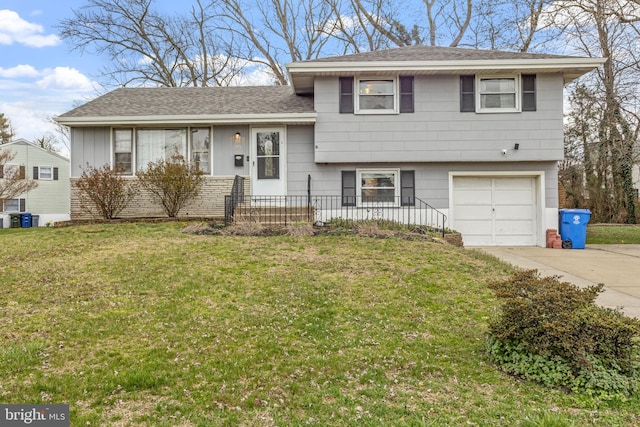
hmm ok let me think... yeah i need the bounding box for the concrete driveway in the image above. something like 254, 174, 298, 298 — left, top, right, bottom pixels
473, 245, 640, 318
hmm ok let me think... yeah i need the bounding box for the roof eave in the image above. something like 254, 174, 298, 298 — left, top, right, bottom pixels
55, 112, 318, 126
287, 57, 607, 94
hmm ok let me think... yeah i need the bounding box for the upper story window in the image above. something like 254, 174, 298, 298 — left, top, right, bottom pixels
38, 166, 53, 180
478, 77, 518, 112
1, 164, 20, 179
461, 74, 536, 113
113, 129, 133, 175
357, 79, 396, 113
340, 76, 414, 114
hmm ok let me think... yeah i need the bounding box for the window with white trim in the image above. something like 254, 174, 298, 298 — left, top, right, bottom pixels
136, 128, 187, 171
356, 78, 397, 113
477, 76, 519, 112
3, 198, 25, 212
358, 169, 400, 204
113, 129, 133, 175
38, 166, 53, 180
190, 128, 210, 173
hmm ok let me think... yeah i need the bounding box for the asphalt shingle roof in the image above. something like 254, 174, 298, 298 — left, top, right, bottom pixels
59, 86, 314, 118
300, 45, 577, 63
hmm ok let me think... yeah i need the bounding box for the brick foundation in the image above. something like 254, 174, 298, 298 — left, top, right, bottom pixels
70, 176, 250, 220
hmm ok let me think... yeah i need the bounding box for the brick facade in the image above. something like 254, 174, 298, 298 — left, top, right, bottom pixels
70, 176, 250, 220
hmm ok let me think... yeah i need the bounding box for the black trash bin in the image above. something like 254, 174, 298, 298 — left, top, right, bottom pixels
10, 213, 21, 228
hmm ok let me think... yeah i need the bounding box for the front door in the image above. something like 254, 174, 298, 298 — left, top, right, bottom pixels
251, 127, 286, 196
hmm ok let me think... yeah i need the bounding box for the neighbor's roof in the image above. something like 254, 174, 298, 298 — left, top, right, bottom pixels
287, 45, 606, 94
2, 138, 69, 162
56, 86, 316, 126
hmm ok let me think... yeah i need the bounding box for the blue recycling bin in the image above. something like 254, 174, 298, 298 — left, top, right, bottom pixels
20, 213, 32, 228
558, 209, 591, 249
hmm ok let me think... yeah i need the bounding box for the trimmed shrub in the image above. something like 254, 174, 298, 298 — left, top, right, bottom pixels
74, 163, 137, 219
487, 270, 640, 400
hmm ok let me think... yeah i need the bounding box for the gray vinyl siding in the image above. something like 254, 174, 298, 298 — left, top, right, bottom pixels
314, 74, 564, 163
213, 125, 250, 176
70, 127, 110, 177
287, 127, 558, 209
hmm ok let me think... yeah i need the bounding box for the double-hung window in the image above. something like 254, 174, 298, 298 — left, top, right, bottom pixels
113, 129, 133, 175
3, 198, 25, 212
357, 79, 397, 113
461, 74, 536, 113
359, 169, 399, 204
38, 166, 53, 180
477, 76, 518, 112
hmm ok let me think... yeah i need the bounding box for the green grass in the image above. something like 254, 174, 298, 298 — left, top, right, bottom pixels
587, 224, 640, 244
1, 223, 640, 426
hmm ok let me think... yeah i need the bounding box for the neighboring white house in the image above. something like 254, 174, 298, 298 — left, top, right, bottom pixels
56, 45, 605, 246
0, 139, 70, 227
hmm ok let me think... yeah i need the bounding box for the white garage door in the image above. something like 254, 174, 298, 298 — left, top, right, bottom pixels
452, 176, 537, 246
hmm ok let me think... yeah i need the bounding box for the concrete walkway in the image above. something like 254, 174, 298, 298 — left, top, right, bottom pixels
472, 245, 640, 318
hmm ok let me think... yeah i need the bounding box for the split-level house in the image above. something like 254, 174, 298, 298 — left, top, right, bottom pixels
56, 46, 604, 246
0, 138, 70, 227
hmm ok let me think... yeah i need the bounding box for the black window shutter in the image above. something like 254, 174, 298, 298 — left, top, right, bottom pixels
400, 171, 415, 206
460, 75, 475, 112
33, 167, 39, 180
18, 166, 25, 180
53, 167, 59, 180
399, 76, 414, 113
0, 165, 3, 179
19, 199, 26, 212
342, 171, 356, 206
339, 77, 354, 114
522, 74, 536, 111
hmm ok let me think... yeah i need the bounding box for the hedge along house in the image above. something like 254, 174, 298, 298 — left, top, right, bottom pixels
56, 45, 604, 246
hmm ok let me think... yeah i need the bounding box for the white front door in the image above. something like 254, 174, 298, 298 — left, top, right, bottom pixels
452, 176, 537, 246
251, 127, 286, 196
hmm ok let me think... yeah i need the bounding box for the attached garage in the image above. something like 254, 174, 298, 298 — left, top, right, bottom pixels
451, 175, 539, 246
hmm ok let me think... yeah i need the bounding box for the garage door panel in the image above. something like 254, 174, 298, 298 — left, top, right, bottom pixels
495, 205, 535, 219
494, 190, 533, 205
455, 205, 493, 220
455, 177, 492, 190
454, 189, 493, 204
495, 219, 534, 234
494, 177, 533, 190
453, 176, 537, 246
455, 219, 493, 235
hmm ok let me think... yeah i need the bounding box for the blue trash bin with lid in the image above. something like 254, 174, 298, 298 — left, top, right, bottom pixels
21, 213, 32, 228
558, 209, 591, 249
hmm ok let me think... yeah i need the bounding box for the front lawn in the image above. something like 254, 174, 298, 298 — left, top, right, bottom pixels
1, 223, 639, 426
587, 224, 640, 244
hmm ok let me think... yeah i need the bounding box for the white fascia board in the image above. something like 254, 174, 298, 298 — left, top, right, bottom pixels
55, 112, 317, 126
287, 57, 607, 74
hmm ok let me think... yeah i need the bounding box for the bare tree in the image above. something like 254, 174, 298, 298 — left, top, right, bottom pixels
0, 149, 38, 202
558, 0, 640, 223
214, 0, 339, 85
58, 0, 239, 87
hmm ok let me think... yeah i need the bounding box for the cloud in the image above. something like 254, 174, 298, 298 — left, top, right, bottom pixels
36, 67, 94, 91
0, 9, 60, 47
0, 65, 40, 79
